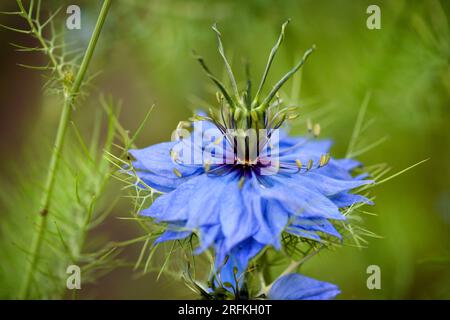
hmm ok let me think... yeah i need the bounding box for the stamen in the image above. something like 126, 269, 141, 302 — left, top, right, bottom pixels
319, 154, 326, 167
173, 168, 182, 178
313, 123, 321, 137
177, 121, 190, 130
319, 153, 330, 167
170, 149, 179, 162
307, 118, 313, 133
295, 159, 303, 170
307, 159, 313, 171
287, 113, 300, 120
204, 160, 211, 172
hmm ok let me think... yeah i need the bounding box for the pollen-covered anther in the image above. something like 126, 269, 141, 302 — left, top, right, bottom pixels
307, 159, 313, 171
295, 159, 303, 171
313, 123, 321, 137
204, 160, 211, 172
307, 118, 313, 133
173, 168, 182, 178
319, 154, 330, 167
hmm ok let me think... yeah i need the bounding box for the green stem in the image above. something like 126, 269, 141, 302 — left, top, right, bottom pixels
19, 0, 112, 299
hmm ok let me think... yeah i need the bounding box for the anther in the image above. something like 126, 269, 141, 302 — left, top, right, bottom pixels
319, 154, 330, 167
295, 159, 303, 170
173, 168, 182, 178
313, 123, 321, 137
307, 159, 313, 171
204, 160, 211, 172
307, 118, 313, 133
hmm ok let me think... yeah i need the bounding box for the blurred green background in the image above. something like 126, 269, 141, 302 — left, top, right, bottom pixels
0, 0, 449, 299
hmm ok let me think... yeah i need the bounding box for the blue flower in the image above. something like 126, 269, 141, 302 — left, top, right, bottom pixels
268, 273, 340, 300
129, 119, 373, 279
128, 21, 374, 283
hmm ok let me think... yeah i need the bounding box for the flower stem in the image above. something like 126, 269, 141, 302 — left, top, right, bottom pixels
19, 0, 112, 299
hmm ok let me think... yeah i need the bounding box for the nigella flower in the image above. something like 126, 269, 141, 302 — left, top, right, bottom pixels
128, 21, 373, 285
268, 273, 340, 300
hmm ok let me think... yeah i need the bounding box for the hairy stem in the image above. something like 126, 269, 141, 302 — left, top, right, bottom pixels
20, 0, 112, 299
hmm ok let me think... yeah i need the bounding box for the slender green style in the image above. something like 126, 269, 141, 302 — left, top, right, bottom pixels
20, 0, 112, 299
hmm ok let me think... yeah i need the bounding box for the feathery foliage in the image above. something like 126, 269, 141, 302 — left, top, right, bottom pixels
0, 0, 115, 299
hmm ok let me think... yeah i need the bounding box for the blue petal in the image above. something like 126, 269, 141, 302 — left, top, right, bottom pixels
289, 217, 342, 239
269, 273, 340, 300
285, 228, 322, 241
185, 172, 237, 228
277, 138, 333, 169
219, 176, 258, 251
330, 192, 374, 207
333, 158, 361, 171
315, 158, 364, 180
140, 173, 214, 222
280, 137, 332, 155
314, 162, 354, 180
154, 229, 191, 244
262, 176, 346, 220
195, 225, 221, 254
354, 173, 369, 180
295, 172, 373, 196
253, 199, 288, 249
130, 142, 202, 192
215, 238, 265, 287
131, 170, 190, 193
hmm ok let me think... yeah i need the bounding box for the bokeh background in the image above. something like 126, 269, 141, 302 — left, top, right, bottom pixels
0, 0, 449, 299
